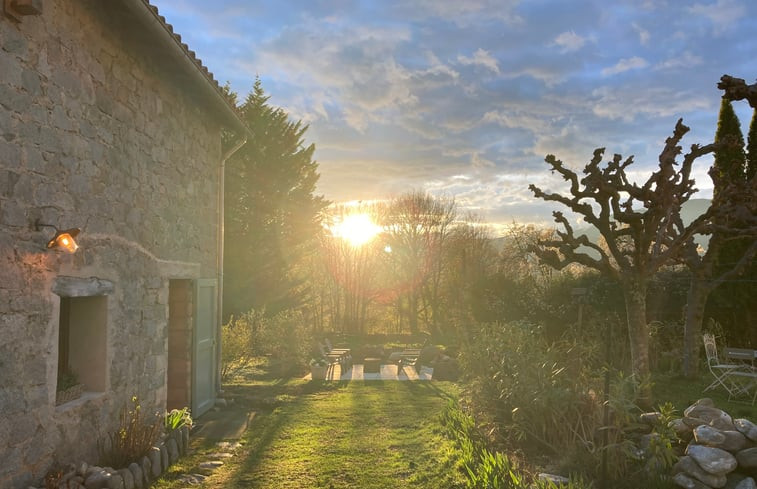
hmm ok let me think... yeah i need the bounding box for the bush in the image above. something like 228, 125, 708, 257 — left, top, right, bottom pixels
98, 396, 162, 468
221, 311, 259, 380
222, 308, 312, 379
256, 309, 310, 368
457, 319, 675, 486
440, 401, 591, 489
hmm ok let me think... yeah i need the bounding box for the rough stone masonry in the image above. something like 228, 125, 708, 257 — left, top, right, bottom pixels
0, 1, 235, 486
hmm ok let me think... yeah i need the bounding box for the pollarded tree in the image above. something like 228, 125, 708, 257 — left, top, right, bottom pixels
529, 120, 717, 405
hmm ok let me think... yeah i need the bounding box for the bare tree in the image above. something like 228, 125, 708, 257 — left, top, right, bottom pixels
529, 120, 716, 405
382, 191, 457, 335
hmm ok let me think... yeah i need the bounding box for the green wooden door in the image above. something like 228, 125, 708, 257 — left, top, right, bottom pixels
193, 279, 217, 417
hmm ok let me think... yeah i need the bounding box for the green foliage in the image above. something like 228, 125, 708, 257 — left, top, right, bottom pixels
255, 309, 311, 366
748, 108, 757, 179
457, 319, 682, 486
98, 396, 163, 468
224, 77, 328, 317
440, 401, 591, 489
221, 311, 258, 381
458, 320, 602, 450
713, 98, 747, 189
164, 407, 192, 433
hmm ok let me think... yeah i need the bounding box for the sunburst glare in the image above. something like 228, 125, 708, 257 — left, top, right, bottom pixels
331, 213, 382, 246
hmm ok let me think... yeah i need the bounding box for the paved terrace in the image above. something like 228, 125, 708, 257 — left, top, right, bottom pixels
306, 363, 434, 381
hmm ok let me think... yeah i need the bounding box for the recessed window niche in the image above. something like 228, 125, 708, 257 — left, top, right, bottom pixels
53, 276, 114, 402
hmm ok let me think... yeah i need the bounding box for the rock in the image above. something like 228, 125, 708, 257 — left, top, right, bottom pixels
117, 469, 133, 489
199, 460, 224, 470
671, 418, 695, 441
180, 425, 190, 454
684, 417, 709, 429
83, 469, 110, 489
726, 474, 757, 489
140, 456, 152, 483
736, 477, 757, 489
674, 472, 714, 489
148, 447, 161, 478
167, 436, 180, 464
537, 473, 570, 486
735, 419, 757, 443
695, 425, 727, 446
160, 444, 168, 471
105, 473, 123, 489
640, 433, 662, 452
208, 452, 234, 459
736, 447, 757, 469
674, 456, 727, 488
641, 412, 663, 426
721, 431, 751, 453
686, 444, 738, 475
684, 402, 734, 431
127, 463, 143, 489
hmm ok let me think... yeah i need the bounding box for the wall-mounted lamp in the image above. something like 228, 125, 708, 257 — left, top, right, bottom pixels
35, 220, 81, 253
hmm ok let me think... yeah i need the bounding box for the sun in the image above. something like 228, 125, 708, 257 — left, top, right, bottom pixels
332, 213, 381, 246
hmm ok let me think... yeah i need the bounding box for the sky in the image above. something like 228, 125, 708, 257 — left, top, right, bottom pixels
155, 0, 757, 231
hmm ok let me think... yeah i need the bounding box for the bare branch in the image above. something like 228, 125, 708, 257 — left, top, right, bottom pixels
718, 74, 757, 109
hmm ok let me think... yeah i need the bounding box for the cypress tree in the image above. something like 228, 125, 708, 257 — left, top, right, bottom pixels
712, 98, 746, 194
747, 108, 757, 180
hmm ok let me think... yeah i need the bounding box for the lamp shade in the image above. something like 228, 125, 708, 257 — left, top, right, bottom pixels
47, 228, 80, 253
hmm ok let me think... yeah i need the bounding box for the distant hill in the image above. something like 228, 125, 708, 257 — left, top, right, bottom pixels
491, 198, 712, 253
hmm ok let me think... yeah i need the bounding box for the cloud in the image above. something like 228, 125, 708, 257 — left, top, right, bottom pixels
591, 86, 712, 122
689, 0, 746, 35
632, 22, 650, 45
601, 56, 649, 76
457, 48, 500, 74
552, 31, 587, 52
654, 51, 704, 71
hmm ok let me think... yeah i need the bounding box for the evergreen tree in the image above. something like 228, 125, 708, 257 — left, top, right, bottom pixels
747, 108, 757, 180
681, 94, 757, 377
224, 78, 327, 318
712, 98, 746, 193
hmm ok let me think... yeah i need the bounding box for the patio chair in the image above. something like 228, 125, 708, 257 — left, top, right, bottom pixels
318, 342, 352, 370
324, 338, 352, 360
703, 333, 750, 397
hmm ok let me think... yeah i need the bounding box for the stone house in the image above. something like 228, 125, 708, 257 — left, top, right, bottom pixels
0, 1, 248, 486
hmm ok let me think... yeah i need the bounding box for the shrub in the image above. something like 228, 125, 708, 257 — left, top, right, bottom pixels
457, 319, 675, 486
98, 396, 163, 468
256, 309, 310, 367
440, 401, 591, 489
221, 312, 258, 380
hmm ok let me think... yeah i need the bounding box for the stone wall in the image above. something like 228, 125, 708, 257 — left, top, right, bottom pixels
0, 2, 224, 487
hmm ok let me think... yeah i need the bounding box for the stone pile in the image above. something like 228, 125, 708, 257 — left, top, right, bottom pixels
668, 398, 757, 489
33, 426, 190, 489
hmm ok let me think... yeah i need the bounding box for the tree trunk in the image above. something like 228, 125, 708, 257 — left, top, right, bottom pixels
408, 292, 419, 334
623, 281, 652, 408
682, 277, 710, 378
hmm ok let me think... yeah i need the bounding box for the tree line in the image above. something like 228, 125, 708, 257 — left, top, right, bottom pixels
222, 75, 757, 394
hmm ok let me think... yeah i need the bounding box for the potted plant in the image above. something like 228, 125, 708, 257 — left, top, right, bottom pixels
310, 357, 328, 380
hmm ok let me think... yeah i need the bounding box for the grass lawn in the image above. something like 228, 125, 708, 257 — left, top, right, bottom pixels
651, 371, 757, 419
155, 372, 467, 489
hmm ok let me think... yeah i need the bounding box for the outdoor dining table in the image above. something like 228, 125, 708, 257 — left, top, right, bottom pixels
723, 347, 757, 405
